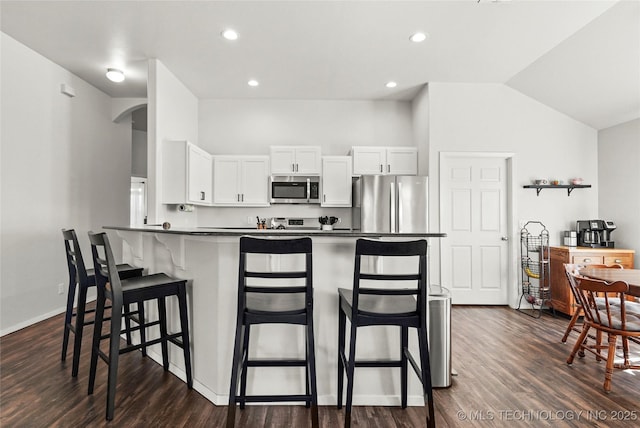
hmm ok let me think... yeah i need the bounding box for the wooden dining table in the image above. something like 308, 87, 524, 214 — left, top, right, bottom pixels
579, 267, 640, 298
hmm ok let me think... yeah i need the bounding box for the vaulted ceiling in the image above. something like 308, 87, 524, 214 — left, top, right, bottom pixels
1, 0, 638, 130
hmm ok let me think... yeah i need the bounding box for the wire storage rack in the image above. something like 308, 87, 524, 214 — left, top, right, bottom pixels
517, 221, 552, 318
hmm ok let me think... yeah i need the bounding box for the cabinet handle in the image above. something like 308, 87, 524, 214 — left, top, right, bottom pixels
296, 163, 299, 172
323, 194, 326, 203
241, 194, 244, 202
380, 164, 383, 173
237, 194, 240, 202
583, 258, 591, 263
387, 164, 390, 173
200, 191, 205, 200
292, 163, 295, 172
615, 259, 622, 263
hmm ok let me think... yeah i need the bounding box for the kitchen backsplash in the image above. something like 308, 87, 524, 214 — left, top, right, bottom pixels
195, 205, 352, 229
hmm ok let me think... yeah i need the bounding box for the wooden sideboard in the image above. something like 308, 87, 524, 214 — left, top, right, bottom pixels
549, 246, 635, 316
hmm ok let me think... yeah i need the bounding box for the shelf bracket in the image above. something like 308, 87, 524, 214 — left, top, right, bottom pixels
567, 187, 574, 196
536, 187, 542, 196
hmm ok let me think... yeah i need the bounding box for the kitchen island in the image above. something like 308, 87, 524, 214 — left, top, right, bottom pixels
104, 225, 446, 407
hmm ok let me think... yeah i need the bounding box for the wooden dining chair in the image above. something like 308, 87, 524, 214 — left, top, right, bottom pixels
566, 274, 640, 392
561, 263, 622, 346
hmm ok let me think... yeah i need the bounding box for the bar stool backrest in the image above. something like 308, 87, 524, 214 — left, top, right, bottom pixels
238, 237, 313, 310
63, 228, 90, 288
352, 239, 427, 316
88, 232, 123, 306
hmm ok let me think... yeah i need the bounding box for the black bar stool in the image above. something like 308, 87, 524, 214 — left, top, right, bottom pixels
61, 228, 143, 377
226, 237, 318, 428
87, 231, 193, 421
337, 238, 435, 428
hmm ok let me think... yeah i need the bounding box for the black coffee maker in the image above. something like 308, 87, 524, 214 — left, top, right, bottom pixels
576, 220, 616, 248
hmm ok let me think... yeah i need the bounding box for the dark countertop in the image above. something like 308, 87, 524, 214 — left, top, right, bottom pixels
104, 225, 447, 238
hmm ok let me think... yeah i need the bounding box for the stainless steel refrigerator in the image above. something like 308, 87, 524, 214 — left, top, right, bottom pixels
352, 175, 429, 233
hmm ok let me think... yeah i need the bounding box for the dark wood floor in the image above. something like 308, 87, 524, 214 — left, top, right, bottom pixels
1, 306, 639, 427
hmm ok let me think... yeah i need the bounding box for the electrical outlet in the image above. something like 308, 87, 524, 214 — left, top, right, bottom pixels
58, 283, 65, 295
247, 216, 254, 225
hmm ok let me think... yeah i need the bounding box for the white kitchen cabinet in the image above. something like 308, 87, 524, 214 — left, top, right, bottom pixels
351, 146, 417, 176
162, 140, 212, 205
321, 156, 352, 207
270, 146, 321, 175
212, 156, 270, 206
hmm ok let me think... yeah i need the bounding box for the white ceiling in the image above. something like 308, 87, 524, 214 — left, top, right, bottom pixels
1, 0, 638, 130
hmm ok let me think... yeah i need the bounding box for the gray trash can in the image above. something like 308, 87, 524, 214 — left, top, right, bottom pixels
428, 285, 452, 388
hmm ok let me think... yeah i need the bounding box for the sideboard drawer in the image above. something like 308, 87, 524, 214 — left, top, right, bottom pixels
571, 255, 604, 265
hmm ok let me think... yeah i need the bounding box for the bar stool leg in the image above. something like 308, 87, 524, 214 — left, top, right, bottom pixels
337, 307, 346, 409
227, 322, 246, 428
401, 326, 408, 409
61, 279, 77, 361
70, 282, 89, 377
239, 325, 251, 409
157, 297, 170, 371
417, 324, 436, 428
138, 301, 147, 357
307, 315, 319, 428
177, 288, 193, 388
88, 290, 106, 395
344, 323, 358, 428
124, 303, 134, 346
106, 298, 123, 421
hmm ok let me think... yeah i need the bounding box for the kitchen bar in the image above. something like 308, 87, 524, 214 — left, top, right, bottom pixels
104, 225, 446, 407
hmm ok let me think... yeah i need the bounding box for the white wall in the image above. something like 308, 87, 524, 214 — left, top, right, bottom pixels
428, 83, 598, 244
196, 99, 413, 227
411, 84, 430, 176
598, 118, 640, 267
147, 59, 199, 226
0, 33, 132, 334
132, 129, 147, 178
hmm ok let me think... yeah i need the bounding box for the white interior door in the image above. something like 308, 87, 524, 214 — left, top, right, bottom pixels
440, 154, 511, 304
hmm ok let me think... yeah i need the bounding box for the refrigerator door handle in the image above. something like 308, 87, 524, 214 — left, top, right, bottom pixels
390, 181, 396, 233
397, 181, 403, 233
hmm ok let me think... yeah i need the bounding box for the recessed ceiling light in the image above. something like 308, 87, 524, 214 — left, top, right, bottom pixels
385, 81, 397, 88
409, 32, 428, 43
248, 80, 259, 87
106, 68, 125, 83
221, 29, 239, 41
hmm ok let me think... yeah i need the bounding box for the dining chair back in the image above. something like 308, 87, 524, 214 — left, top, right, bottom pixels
566, 274, 640, 392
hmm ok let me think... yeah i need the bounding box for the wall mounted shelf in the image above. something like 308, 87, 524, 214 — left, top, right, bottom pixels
523, 184, 591, 196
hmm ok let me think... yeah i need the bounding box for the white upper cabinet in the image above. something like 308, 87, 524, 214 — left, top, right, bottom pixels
321, 156, 352, 207
212, 156, 270, 206
270, 146, 321, 175
163, 140, 212, 205
351, 146, 417, 176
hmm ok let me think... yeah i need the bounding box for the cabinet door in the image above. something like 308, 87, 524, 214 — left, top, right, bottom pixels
270, 147, 296, 174
241, 157, 270, 206
352, 147, 386, 175
387, 147, 418, 175
187, 144, 213, 205
322, 156, 352, 207
294, 147, 321, 175
212, 157, 242, 204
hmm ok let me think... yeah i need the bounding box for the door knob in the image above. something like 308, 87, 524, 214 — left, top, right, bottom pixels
501, 236, 509, 241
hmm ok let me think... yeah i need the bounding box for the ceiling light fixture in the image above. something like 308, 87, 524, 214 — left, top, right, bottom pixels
248, 79, 259, 87
385, 81, 397, 88
409, 32, 428, 43
105, 68, 125, 83
221, 29, 239, 41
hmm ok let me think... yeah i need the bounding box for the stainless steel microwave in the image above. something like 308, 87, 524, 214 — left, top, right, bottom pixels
270, 176, 320, 204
